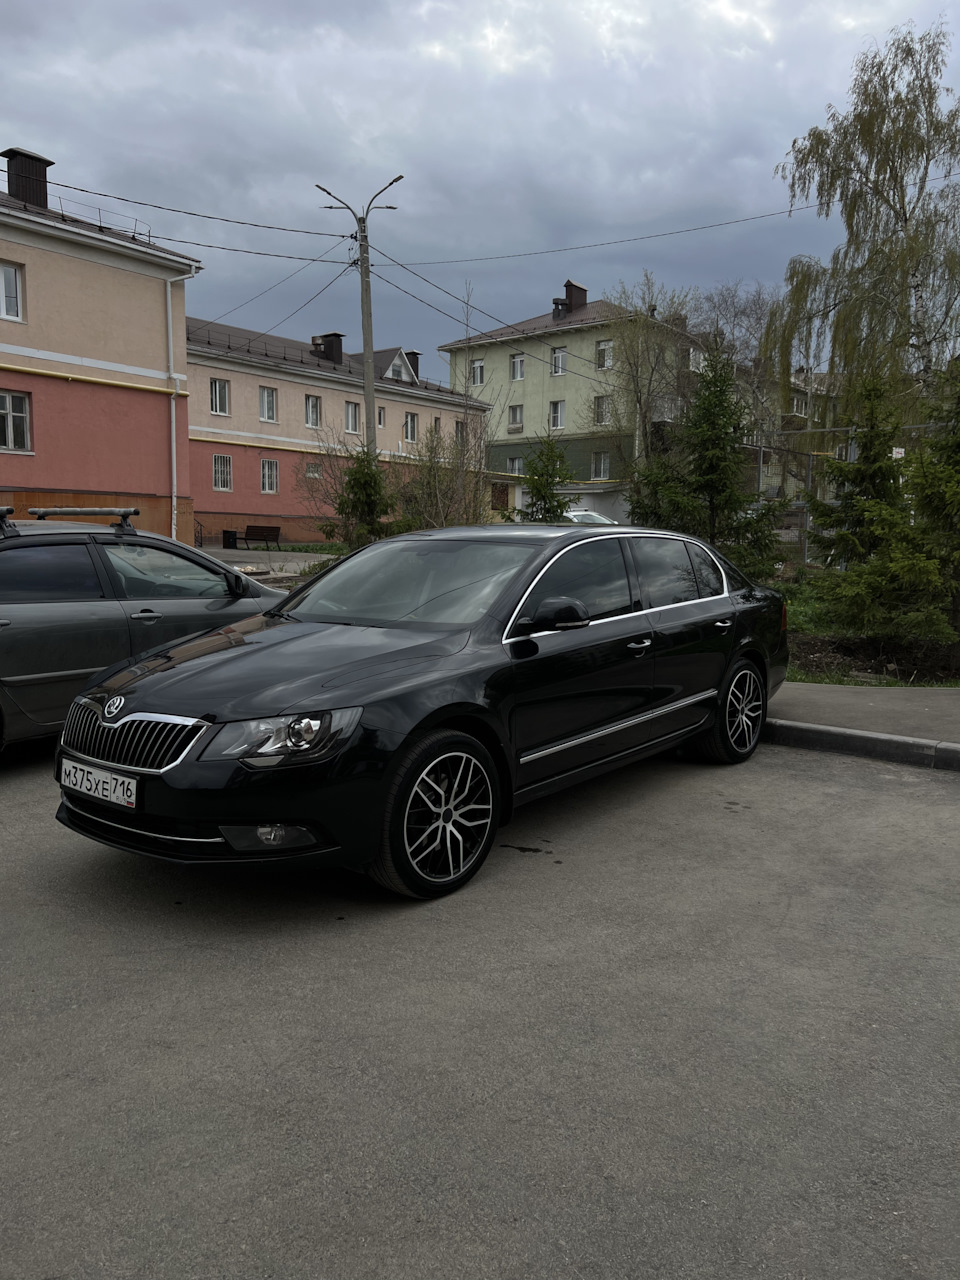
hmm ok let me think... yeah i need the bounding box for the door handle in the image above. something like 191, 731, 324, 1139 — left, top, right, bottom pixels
131, 610, 163, 622
627, 639, 652, 650
0, 619, 11, 629
714, 619, 733, 629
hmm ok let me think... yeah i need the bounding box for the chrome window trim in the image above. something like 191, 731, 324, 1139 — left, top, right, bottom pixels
502, 532, 731, 645
61, 796, 226, 843
519, 688, 718, 764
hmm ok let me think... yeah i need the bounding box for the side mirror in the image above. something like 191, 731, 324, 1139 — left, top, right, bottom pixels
515, 596, 590, 635
225, 571, 249, 597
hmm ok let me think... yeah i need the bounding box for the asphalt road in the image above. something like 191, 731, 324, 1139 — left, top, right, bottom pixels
2, 740, 958, 1280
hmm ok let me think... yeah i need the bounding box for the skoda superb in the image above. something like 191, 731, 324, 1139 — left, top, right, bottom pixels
55, 526, 788, 898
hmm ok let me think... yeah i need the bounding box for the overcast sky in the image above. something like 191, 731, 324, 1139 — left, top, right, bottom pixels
4, 0, 956, 381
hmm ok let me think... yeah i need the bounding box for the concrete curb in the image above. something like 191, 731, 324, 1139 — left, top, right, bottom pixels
762, 718, 960, 773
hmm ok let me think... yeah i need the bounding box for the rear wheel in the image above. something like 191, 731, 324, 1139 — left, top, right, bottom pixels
690, 660, 766, 764
369, 730, 501, 898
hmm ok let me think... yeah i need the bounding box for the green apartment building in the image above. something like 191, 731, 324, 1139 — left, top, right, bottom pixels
439, 280, 629, 493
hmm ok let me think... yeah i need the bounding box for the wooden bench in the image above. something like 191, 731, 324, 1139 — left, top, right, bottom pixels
239, 524, 282, 550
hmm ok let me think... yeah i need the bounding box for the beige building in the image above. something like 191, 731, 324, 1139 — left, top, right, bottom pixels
187, 320, 489, 542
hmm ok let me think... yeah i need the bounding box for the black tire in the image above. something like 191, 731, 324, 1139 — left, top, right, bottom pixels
369, 730, 501, 899
689, 659, 766, 764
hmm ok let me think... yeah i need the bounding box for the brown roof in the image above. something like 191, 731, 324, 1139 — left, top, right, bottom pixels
0, 191, 201, 267
439, 299, 625, 351
186, 318, 475, 403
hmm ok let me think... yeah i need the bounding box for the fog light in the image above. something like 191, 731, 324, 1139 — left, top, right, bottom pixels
220, 824, 316, 852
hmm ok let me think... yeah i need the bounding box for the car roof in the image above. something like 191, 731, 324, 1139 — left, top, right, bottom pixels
2, 519, 178, 541
390, 524, 681, 542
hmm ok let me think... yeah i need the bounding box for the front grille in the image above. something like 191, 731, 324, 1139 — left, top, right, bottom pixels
62, 699, 205, 772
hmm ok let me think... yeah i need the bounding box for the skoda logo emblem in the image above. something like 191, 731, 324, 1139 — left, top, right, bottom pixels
104, 696, 125, 718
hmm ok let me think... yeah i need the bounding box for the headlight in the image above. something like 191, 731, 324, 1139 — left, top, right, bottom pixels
200, 707, 363, 767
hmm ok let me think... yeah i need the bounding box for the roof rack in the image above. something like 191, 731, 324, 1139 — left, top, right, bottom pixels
27, 507, 140, 534
0, 507, 20, 539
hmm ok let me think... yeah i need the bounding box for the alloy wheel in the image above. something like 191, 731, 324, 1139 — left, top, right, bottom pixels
725, 667, 764, 754
403, 751, 495, 883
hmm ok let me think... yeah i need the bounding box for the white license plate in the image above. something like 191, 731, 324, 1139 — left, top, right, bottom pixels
60, 759, 138, 808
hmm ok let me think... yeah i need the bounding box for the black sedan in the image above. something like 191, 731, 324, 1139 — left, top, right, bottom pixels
55, 526, 788, 898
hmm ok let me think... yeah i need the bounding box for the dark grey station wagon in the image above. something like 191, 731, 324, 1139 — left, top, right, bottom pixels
0, 507, 284, 749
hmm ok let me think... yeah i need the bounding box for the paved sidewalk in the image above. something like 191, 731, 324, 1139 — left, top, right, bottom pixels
765, 682, 960, 772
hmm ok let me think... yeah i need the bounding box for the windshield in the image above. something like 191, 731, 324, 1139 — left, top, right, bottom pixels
287, 538, 540, 626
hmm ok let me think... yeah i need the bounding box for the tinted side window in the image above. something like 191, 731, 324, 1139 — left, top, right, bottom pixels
103, 543, 230, 599
687, 543, 725, 597
523, 539, 631, 623
0, 544, 104, 602
715, 553, 752, 592
630, 537, 699, 608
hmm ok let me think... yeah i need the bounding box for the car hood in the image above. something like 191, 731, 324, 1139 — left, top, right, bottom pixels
92, 612, 470, 720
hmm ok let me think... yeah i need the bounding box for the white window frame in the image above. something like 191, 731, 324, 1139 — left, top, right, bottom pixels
551, 347, 567, 376
1, 263, 22, 321
508, 404, 524, 427
455, 419, 466, 445
391, 362, 403, 380
510, 353, 525, 381
261, 458, 279, 494
259, 386, 278, 423
791, 394, 808, 417
210, 378, 230, 416
305, 394, 321, 428
305, 460, 323, 480
591, 451, 610, 480
404, 412, 418, 444
0, 389, 29, 451
689, 348, 706, 373
596, 340, 613, 370
594, 395, 612, 426
471, 358, 484, 386
377, 406, 385, 429
345, 401, 360, 434
212, 453, 233, 491
549, 400, 565, 430
507, 456, 525, 475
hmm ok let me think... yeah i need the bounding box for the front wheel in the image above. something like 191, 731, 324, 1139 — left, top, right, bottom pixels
369, 730, 501, 898
690, 660, 766, 764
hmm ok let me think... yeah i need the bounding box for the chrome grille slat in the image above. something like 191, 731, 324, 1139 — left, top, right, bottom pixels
61, 701, 204, 773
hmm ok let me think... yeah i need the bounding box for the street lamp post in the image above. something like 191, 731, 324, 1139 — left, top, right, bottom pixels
315, 176, 403, 452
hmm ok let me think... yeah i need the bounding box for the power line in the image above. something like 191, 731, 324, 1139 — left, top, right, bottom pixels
146, 233, 351, 261
207, 263, 356, 352
188, 239, 352, 333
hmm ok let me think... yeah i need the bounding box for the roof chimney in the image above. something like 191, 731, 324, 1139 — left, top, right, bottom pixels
405, 350, 420, 380
311, 332, 344, 365
2, 148, 54, 210
552, 297, 568, 322
565, 280, 587, 312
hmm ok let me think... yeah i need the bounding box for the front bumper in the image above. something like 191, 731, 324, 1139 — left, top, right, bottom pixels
55, 730, 402, 868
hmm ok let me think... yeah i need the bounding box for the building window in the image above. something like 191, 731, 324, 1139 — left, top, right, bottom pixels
490, 481, 509, 511
551, 347, 567, 375
591, 451, 610, 480
305, 394, 321, 428
510, 353, 524, 381
594, 395, 612, 425
689, 348, 706, 373
212, 454, 232, 491
508, 457, 525, 475
596, 340, 613, 369
471, 359, 484, 386
1, 264, 22, 321
0, 390, 29, 450
261, 458, 279, 494
404, 412, 418, 444
377, 406, 385, 428
455, 419, 466, 445
259, 386, 278, 422
791, 394, 808, 417
345, 401, 360, 434
549, 400, 565, 430
305, 461, 323, 479
209, 378, 229, 416
508, 404, 524, 427
434, 416, 441, 431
